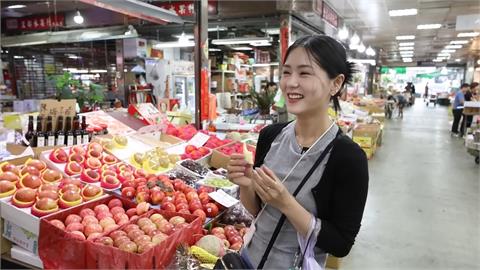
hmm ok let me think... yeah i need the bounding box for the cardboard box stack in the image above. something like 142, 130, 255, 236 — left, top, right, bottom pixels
353, 123, 382, 159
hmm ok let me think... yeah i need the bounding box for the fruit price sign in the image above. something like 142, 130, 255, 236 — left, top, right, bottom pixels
39, 99, 76, 130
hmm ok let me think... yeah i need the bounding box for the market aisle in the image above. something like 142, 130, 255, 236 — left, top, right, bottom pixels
340, 101, 480, 270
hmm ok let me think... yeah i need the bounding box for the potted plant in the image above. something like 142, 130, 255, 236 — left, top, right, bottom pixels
249, 89, 275, 116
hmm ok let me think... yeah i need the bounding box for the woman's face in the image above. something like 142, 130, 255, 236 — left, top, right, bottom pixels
280, 47, 343, 117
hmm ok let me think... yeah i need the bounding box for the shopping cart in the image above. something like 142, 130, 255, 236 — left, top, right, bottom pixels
426, 94, 437, 107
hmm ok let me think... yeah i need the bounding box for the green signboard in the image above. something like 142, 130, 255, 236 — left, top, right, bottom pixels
380, 67, 406, 74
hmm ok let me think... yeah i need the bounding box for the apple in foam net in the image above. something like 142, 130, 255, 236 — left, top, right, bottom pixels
84, 223, 103, 237
82, 215, 99, 226
94, 204, 109, 215
65, 214, 82, 226
110, 206, 125, 216
0, 171, 20, 183
109, 230, 127, 241
151, 232, 168, 244
50, 219, 66, 230
69, 231, 86, 241
108, 198, 123, 209
99, 217, 116, 228
157, 220, 174, 235
95, 236, 114, 246
66, 222, 84, 233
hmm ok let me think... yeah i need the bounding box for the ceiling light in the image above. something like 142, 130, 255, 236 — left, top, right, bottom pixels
261, 28, 280, 35
90, 69, 108, 73
338, 26, 349, 40
400, 53, 414, 56
400, 50, 414, 54
441, 49, 456, 53
7, 4, 26, 9
350, 33, 360, 45
432, 58, 444, 62
73, 9, 84, 24
455, 59, 461, 62
445, 44, 462, 49
174, 33, 193, 40
396, 35, 415, 40
348, 58, 376, 65
349, 43, 358, 50
402, 58, 413, 62
13, 55, 24, 59
209, 48, 221, 52
399, 42, 414, 46
178, 32, 190, 44
389, 9, 417, 17
208, 26, 227, 32
212, 37, 271, 45
399, 47, 414, 50
357, 42, 366, 53
437, 53, 451, 57
154, 41, 195, 48
457, 32, 479, 37
366, 46, 375, 56
468, 67, 474, 72
250, 41, 271, 47
231, 47, 253, 51
68, 55, 81, 59
417, 24, 442, 30
450, 40, 469, 44
477, 59, 480, 65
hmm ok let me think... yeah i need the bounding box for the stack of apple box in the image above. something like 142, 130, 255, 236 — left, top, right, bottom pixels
38, 195, 202, 269
210, 141, 256, 170
352, 123, 382, 160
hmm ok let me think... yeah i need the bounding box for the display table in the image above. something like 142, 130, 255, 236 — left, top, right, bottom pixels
465, 134, 480, 164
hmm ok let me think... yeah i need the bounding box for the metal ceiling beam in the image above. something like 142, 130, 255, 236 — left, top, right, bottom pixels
78, 0, 184, 25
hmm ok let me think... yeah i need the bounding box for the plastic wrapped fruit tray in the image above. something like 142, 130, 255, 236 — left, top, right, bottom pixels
174, 159, 211, 179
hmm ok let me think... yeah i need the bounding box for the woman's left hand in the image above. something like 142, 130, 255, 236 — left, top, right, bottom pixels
251, 166, 293, 212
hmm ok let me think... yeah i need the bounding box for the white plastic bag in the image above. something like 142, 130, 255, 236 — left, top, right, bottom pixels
297, 216, 323, 270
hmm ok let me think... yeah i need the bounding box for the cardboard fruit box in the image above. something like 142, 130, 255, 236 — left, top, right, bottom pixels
210, 142, 256, 170
38, 195, 138, 269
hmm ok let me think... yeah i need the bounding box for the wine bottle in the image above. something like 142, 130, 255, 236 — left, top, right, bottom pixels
65, 116, 74, 146
24, 115, 36, 146
55, 116, 65, 146
81, 116, 89, 144
36, 116, 46, 147
73, 116, 82, 145
46, 116, 55, 146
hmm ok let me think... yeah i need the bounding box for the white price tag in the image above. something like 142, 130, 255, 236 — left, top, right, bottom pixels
166, 143, 187, 155
187, 132, 210, 148
208, 189, 239, 208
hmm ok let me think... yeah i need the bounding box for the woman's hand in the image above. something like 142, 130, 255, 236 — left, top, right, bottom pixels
227, 154, 253, 187
251, 165, 293, 212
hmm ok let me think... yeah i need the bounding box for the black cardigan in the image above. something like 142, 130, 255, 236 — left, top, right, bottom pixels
253, 123, 369, 257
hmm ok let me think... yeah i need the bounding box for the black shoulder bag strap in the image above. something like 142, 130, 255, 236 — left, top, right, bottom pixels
257, 129, 341, 269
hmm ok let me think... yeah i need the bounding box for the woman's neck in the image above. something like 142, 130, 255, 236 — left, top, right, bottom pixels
294, 112, 333, 147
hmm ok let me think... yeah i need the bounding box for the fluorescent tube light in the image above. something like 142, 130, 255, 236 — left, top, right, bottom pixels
399, 42, 414, 46
437, 53, 451, 57
441, 49, 456, 53
154, 41, 195, 48
450, 40, 469, 44
212, 37, 271, 45
402, 58, 413, 62
417, 24, 442, 30
445, 45, 462, 49
399, 47, 414, 50
208, 27, 227, 32
231, 47, 253, 51
209, 48, 221, 52
7, 4, 26, 9
389, 9, 417, 17
400, 50, 414, 54
457, 32, 479, 37
396, 35, 415, 40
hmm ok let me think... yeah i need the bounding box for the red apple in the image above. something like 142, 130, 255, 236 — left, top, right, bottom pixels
95, 236, 114, 246
85, 157, 102, 170
12, 187, 36, 208
50, 219, 66, 230
135, 191, 150, 203
137, 217, 153, 228
127, 229, 145, 241
87, 232, 103, 241
186, 191, 199, 203
136, 202, 150, 215
87, 149, 102, 159
204, 203, 219, 218
114, 236, 131, 247
80, 169, 100, 183
161, 202, 176, 212
18, 174, 42, 189
96, 211, 114, 221
177, 209, 190, 215
81, 185, 103, 201
88, 142, 103, 153
150, 190, 165, 205
25, 159, 46, 172
126, 208, 137, 218
137, 242, 155, 253
37, 190, 59, 201
68, 153, 85, 164
213, 233, 227, 240
189, 201, 203, 213
230, 242, 242, 251
169, 216, 186, 226
123, 224, 140, 234
79, 208, 96, 219
211, 227, 225, 235
66, 222, 84, 233
228, 235, 243, 245
108, 198, 123, 209
82, 216, 99, 226
109, 230, 127, 241
151, 232, 168, 244
119, 241, 137, 253
0, 180, 16, 197
0, 171, 20, 184
149, 213, 164, 223
69, 231, 86, 241
157, 220, 174, 235
110, 206, 125, 216
113, 213, 129, 223
94, 204, 110, 215
99, 217, 116, 229
0, 162, 20, 176
84, 223, 103, 237
101, 175, 120, 189
121, 187, 136, 199
60, 183, 80, 194
133, 234, 151, 244
65, 161, 82, 176
175, 202, 189, 212
65, 214, 83, 226
192, 209, 207, 223
49, 148, 68, 163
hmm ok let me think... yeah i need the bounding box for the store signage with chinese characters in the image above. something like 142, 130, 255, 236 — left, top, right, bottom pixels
314, 0, 338, 28
5, 15, 65, 31
154, 0, 217, 16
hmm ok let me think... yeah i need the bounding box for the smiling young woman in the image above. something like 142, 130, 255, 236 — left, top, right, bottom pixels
227, 35, 369, 269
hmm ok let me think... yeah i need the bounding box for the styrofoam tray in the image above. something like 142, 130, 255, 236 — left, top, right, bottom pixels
106, 135, 154, 161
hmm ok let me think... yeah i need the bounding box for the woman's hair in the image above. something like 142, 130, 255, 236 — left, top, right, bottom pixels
283, 35, 356, 112
470, 82, 479, 89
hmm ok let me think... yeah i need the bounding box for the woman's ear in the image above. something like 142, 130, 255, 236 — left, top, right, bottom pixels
330, 74, 345, 96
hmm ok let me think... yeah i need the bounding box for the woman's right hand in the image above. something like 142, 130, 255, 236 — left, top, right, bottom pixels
227, 154, 253, 187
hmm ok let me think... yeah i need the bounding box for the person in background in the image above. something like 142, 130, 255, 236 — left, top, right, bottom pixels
424, 82, 429, 102
451, 83, 469, 136
460, 83, 474, 136
470, 82, 479, 101
395, 92, 408, 118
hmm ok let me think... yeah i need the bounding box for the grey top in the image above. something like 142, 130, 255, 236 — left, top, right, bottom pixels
245, 121, 339, 269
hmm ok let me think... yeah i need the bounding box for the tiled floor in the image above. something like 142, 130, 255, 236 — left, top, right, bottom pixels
341, 101, 480, 270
